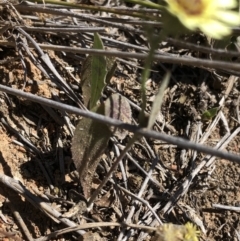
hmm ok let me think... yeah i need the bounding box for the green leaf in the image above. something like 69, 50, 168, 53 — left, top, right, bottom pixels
80, 52, 116, 109
90, 33, 108, 110
201, 107, 219, 121
147, 72, 170, 129
105, 56, 117, 85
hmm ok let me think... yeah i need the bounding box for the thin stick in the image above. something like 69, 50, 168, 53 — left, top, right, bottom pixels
35, 221, 156, 241
0, 84, 239, 164
25, 0, 161, 20
167, 37, 240, 58
7, 200, 33, 241
87, 137, 138, 206
212, 204, 240, 212
15, 5, 144, 34
0, 174, 85, 235
111, 180, 162, 225
2, 40, 240, 73
162, 127, 240, 214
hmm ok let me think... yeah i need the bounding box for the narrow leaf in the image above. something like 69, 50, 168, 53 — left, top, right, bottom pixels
104, 93, 132, 140
138, 27, 163, 127
74, 34, 117, 198
147, 72, 170, 129
71, 105, 111, 198
80, 56, 92, 107
105, 56, 117, 85
90, 33, 107, 110
80, 55, 116, 108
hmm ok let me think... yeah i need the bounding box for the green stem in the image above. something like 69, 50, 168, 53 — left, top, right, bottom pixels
139, 29, 164, 126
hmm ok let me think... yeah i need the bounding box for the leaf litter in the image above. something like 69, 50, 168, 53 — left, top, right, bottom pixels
0, 0, 239, 240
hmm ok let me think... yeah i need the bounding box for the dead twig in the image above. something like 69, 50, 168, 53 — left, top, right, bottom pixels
0, 84, 239, 165
0, 174, 85, 236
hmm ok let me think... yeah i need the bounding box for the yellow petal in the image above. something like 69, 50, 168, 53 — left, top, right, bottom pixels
215, 0, 238, 9
180, 17, 201, 30
200, 20, 231, 39
165, 0, 239, 39
215, 10, 240, 25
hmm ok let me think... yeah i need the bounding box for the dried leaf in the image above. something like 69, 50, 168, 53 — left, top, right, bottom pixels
61, 201, 87, 218
147, 72, 170, 129
104, 93, 132, 140
71, 105, 111, 198
80, 55, 92, 107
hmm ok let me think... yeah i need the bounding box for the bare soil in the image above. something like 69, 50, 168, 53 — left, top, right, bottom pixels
0, 1, 239, 241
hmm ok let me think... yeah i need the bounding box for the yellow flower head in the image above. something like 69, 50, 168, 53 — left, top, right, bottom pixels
184, 222, 200, 241
165, 0, 240, 39
152, 222, 199, 241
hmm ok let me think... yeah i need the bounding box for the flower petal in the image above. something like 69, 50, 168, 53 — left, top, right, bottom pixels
215, 10, 240, 25
199, 20, 232, 39
180, 16, 201, 30
165, 0, 239, 39
214, 0, 238, 9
